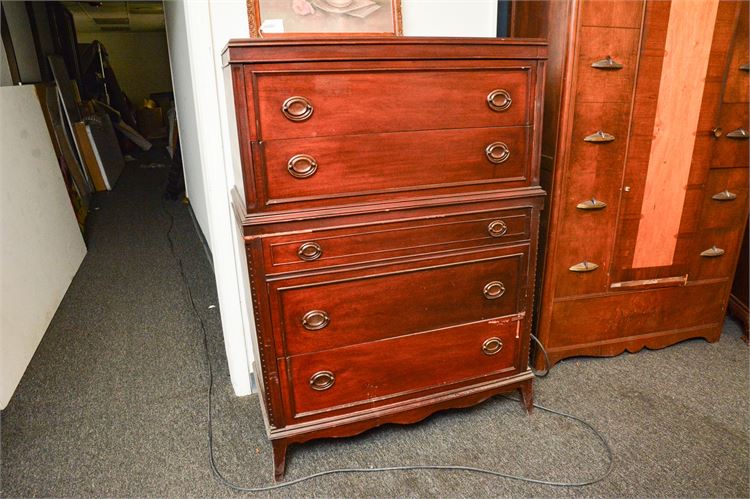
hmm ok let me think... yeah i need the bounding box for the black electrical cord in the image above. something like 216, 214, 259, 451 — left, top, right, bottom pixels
160, 198, 613, 492
530, 333, 551, 378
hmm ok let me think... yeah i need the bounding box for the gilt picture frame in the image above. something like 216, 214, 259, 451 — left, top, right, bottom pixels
246, 0, 403, 37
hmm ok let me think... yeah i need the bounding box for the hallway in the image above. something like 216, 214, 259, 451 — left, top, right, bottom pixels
1, 162, 748, 497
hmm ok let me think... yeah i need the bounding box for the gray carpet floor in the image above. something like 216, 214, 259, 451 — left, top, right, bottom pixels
1, 161, 749, 497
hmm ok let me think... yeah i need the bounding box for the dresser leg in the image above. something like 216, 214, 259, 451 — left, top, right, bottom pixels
272, 440, 288, 482
519, 380, 533, 414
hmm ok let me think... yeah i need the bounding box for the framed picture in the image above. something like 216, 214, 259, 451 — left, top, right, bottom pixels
247, 0, 403, 37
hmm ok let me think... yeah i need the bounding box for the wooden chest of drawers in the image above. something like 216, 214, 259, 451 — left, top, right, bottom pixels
223, 37, 547, 480
511, 0, 749, 366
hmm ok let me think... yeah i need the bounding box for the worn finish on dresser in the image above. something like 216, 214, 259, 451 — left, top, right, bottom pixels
223, 37, 547, 480
511, 0, 749, 367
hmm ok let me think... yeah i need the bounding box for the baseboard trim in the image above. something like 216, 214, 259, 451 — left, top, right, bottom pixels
186, 203, 213, 270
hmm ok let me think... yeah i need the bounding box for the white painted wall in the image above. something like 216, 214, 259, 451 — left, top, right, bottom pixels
0, 37, 11, 86
164, 0, 500, 396
402, 0, 498, 37
163, 0, 254, 396
164, 0, 212, 248
0, 85, 87, 408
77, 31, 173, 105
1, 1, 41, 83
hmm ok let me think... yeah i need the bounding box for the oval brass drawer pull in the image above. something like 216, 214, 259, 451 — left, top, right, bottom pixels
288, 154, 318, 178
483, 281, 506, 300
700, 246, 725, 257
297, 241, 323, 261
576, 198, 607, 210
569, 261, 599, 272
485, 142, 510, 164
309, 371, 335, 391
712, 189, 737, 201
486, 89, 512, 112
281, 96, 313, 122
302, 310, 330, 331
487, 220, 508, 237
591, 55, 623, 70
482, 337, 504, 356
726, 128, 749, 139
584, 131, 615, 143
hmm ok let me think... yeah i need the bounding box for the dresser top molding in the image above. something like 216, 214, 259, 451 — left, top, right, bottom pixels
222, 36, 548, 66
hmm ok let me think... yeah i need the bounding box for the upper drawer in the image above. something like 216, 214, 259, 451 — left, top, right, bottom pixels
252, 67, 534, 140
259, 126, 531, 208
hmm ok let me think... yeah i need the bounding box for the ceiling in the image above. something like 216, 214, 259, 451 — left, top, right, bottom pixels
63, 1, 165, 32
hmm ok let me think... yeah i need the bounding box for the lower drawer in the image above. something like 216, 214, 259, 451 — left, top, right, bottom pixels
543, 280, 728, 349
282, 316, 524, 418
269, 245, 529, 355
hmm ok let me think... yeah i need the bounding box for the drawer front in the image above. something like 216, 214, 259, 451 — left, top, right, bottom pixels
261, 126, 531, 206
699, 168, 749, 231
690, 168, 749, 281
270, 246, 528, 356
551, 102, 632, 298
722, 2, 748, 104
254, 68, 533, 140
712, 103, 749, 168
544, 280, 727, 349
263, 207, 532, 274
579, 0, 644, 28
284, 317, 523, 418
575, 26, 641, 104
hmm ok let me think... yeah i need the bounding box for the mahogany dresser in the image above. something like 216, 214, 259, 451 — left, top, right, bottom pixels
510, 0, 749, 367
222, 37, 547, 480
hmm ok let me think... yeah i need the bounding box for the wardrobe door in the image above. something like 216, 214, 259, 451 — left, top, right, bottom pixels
609, 0, 738, 286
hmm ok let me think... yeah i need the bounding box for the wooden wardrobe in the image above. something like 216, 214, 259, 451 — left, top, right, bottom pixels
511, 0, 749, 366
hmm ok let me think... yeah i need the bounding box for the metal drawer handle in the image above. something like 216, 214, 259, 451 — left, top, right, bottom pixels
740, 63, 749, 72
483, 281, 506, 300
482, 337, 504, 356
712, 189, 737, 201
281, 96, 313, 122
576, 198, 607, 210
485, 142, 510, 164
591, 55, 624, 70
302, 310, 330, 331
288, 154, 318, 178
700, 246, 725, 257
584, 131, 615, 143
297, 241, 323, 261
569, 261, 599, 272
309, 371, 335, 391
726, 128, 749, 139
486, 89, 512, 112
487, 220, 508, 237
